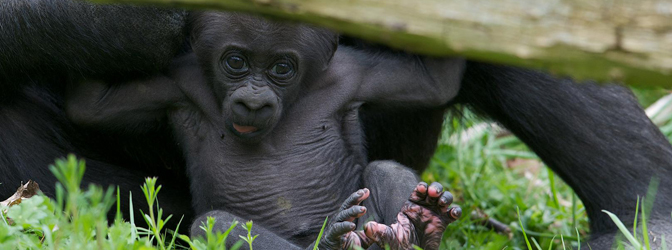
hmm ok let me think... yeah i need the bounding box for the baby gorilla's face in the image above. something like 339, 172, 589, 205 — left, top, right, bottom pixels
222, 49, 291, 141
189, 12, 337, 143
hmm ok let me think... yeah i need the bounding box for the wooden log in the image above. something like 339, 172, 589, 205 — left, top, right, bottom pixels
89, 0, 672, 87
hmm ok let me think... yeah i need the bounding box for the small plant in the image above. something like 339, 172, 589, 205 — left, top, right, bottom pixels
239, 221, 258, 250
0, 155, 246, 249
0, 155, 137, 249
179, 217, 243, 250
139, 177, 182, 250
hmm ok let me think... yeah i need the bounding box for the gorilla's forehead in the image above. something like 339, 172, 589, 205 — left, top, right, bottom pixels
226, 27, 309, 53
192, 11, 336, 71
198, 12, 321, 53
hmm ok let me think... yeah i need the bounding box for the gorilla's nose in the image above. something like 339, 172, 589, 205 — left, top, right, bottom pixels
232, 99, 274, 122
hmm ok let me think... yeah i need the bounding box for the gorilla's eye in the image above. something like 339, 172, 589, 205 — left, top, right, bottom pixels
272, 63, 292, 75
225, 56, 248, 73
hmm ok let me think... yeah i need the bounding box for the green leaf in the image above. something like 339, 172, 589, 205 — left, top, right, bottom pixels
602, 210, 641, 249
313, 217, 329, 250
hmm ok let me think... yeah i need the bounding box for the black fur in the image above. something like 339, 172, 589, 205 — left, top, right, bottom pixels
2, 1, 672, 248
0, 0, 193, 227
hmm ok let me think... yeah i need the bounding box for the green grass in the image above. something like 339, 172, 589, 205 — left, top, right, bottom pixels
2, 87, 670, 249
425, 108, 589, 249
0, 155, 246, 250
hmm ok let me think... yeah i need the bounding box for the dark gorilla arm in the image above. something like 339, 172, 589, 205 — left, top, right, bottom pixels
327, 47, 465, 108
456, 62, 672, 245
0, 0, 186, 87
65, 76, 183, 132
65, 54, 219, 133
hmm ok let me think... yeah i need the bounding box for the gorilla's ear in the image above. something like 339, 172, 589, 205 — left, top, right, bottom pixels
298, 25, 338, 71
311, 29, 339, 71
186, 11, 206, 50
323, 33, 339, 70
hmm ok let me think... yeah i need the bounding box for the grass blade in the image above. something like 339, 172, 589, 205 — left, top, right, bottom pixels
662, 235, 668, 250
548, 169, 560, 210
517, 207, 533, 250
576, 228, 581, 250
602, 210, 642, 249
634, 196, 640, 243
531, 237, 542, 250
547, 235, 557, 250
313, 217, 329, 250
641, 202, 650, 250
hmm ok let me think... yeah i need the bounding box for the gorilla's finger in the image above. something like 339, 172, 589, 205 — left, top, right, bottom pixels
426, 182, 443, 204
409, 182, 428, 202
364, 221, 397, 244
340, 188, 370, 211
333, 205, 367, 222
344, 230, 375, 250
447, 206, 462, 223
325, 221, 356, 242
438, 191, 454, 212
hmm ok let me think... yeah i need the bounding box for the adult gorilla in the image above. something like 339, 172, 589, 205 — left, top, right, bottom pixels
1, 0, 671, 248
0, 1, 194, 220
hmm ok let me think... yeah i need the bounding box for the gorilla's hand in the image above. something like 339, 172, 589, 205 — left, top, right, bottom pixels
312, 188, 374, 250
365, 182, 461, 250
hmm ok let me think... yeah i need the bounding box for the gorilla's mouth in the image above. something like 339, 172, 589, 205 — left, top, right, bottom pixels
227, 121, 267, 141
232, 123, 258, 134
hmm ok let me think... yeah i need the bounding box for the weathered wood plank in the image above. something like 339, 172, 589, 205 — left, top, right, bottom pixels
89, 0, 672, 87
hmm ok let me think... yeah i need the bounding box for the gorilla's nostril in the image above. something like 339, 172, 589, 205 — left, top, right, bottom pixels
256, 105, 274, 121
232, 102, 251, 116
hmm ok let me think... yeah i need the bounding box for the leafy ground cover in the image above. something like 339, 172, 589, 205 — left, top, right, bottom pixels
1, 87, 670, 249
428, 108, 588, 249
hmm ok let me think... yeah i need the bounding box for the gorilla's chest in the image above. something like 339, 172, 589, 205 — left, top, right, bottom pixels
172, 107, 365, 245
218, 139, 363, 244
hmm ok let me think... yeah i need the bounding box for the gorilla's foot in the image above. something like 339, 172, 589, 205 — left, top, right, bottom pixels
315, 188, 374, 250
365, 182, 461, 250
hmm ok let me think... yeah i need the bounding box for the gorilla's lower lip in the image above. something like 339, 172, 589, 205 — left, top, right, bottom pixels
233, 123, 258, 134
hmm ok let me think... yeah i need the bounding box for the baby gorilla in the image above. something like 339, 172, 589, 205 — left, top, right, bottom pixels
66, 12, 464, 249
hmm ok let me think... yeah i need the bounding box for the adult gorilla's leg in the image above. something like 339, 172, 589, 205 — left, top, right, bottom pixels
456, 61, 672, 245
